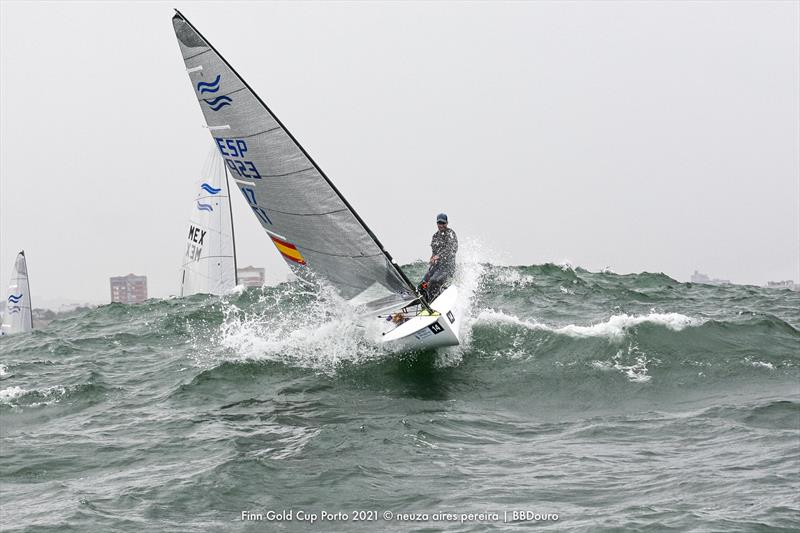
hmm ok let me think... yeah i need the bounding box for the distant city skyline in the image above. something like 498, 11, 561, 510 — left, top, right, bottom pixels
1, 2, 798, 302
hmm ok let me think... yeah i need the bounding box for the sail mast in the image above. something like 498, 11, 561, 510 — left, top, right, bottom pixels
224, 164, 239, 286
21, 251, 32, 330
173, 9, 427, 307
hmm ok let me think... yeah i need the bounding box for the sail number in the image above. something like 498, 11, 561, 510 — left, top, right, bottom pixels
215, 137, 273, 225
241, 186, 272, 225
215, 137, 262, 179
185, 225, 206, 262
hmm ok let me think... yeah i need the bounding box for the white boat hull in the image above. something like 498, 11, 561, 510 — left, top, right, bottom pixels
381, 286, 460, 353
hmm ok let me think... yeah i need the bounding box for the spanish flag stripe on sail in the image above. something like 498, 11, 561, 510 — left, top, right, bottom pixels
270, 236, 306, 265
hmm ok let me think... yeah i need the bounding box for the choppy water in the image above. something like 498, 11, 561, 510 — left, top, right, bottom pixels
1, 262, 798, 532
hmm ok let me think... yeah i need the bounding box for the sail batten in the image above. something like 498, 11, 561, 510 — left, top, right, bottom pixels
172, 10, 418, 308
265, 209, 349, 217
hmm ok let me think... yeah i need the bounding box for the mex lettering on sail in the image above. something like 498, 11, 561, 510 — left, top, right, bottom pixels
185, 225, 206, 262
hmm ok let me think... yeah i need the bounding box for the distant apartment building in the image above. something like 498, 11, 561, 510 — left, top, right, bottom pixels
237, 266, 265, 288
110, 274, 148, 304
690, 270, 731, 285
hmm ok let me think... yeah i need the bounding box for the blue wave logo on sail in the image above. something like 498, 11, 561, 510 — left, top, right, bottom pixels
196, 74, 221, 94
197, 202, 214, 212
7, 294, 22, 304
203, 95, 232, 111
200, 183, 221, 195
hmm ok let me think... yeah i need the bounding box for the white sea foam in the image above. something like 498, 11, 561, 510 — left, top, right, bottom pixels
493, 268, 537, 288
209, 282, 385, 374
613, 345, 652, 383
0, 385, 26, 403
28, 386, 68, 407
591, 344, 654, 383
0, 364, 8, 378
476, 309, 701, 340
0, 385, 69, 407
556, 313, 700, 339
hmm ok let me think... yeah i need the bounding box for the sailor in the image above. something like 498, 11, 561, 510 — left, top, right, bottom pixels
419, 213, 458, 301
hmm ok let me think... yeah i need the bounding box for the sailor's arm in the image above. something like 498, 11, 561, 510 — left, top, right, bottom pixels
430, 232, 441, 263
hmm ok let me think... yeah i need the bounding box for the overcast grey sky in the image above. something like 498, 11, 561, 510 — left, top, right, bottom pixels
1, 1, 798, 305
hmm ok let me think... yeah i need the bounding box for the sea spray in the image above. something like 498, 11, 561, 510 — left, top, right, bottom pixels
214, 280, 384, 373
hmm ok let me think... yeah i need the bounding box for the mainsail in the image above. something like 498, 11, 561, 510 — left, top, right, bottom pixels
180, 148, 239, 296
1, 251, 33, 335
172, 11, 419, 311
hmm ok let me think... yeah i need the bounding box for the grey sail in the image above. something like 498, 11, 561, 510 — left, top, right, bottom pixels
172, 11, 416, 310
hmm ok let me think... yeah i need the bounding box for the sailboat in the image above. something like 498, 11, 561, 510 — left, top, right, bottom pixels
179, 148, 239, 296
171, 11, 460, 352
1, 251, 33, 335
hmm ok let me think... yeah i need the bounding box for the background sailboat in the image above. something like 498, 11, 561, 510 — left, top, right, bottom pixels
1, 251, 33, 335
179, 149, 238, 296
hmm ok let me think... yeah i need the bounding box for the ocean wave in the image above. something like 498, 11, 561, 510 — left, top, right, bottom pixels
475, 309, 701, 340
0, 382, 108, 409
695, 400, 800, 430
467, 304, 797, 386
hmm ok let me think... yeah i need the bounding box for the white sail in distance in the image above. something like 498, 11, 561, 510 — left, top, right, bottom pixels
1, 251, 33, 335
172, 11, 420, 312
180, 149, 238, 297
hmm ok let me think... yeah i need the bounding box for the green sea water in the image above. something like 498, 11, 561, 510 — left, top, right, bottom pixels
1, 263, 798, 532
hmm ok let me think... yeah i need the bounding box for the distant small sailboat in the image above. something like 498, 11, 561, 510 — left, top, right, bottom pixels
172, 11, 460, 352
179, 149, 239, 296
1, 251, 33, 335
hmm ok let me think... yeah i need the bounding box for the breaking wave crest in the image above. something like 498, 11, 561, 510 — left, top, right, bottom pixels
475, 309, 702, 339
